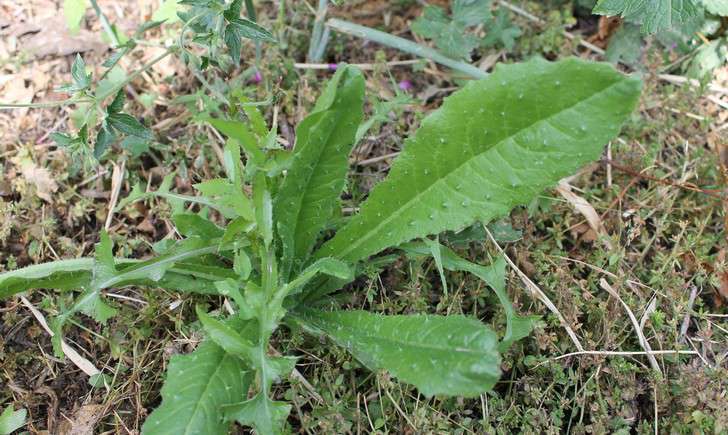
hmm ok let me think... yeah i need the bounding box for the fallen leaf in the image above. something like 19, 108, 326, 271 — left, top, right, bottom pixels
556, 181, 612, 249
57, 404, 105, 435
1, 76, 34, 115
716, 250, 728, 302
11, 150, 58, 202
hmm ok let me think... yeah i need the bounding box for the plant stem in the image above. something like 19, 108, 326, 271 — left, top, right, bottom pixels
245, 0, 263, 70
0, 98, 93, 109
308, 0, 329, 62
177, 14, 232, 106
326, 18, 488, 79
89, 0, 121, 47
97, 48, 174, 100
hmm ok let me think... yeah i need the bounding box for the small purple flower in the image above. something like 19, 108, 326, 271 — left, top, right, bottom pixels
328, 63, 338, 71
398, 80, 413, 91
251, 70, 262, 84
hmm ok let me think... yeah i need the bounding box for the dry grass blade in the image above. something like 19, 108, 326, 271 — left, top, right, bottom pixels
599, 279, 661, 372
19, 296, 101, 377
484, 226, 585, 352
104, 160, 125, 231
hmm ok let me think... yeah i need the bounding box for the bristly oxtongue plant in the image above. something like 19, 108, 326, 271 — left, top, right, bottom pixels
0, 58, 640, 434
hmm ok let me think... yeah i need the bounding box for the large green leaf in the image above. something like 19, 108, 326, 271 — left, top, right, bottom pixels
142, 331, 254, 435
593, 0, 702, 34
274, 65, 365, 280
0, 258, 94, 299
0, 239, 230, 300
314, 58, 641, 264
295, 310, 501, 397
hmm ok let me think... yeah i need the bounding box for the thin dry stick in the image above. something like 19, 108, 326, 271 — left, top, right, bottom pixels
357, 151, 401, 166
599, 279, 661, 372
104, 160, 126, 230
206, 124, 227, 167
657, 73, 728, 96
484, 226, 585, 352
294, 59, 421, 70
551, 349, 699, 361
679, 285, 699, 342
606, 142, 612, 187
20, 296, 101, 377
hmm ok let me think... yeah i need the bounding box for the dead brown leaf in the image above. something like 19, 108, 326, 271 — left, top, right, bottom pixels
57, 404, 106, 435
1, 76, 34, 116
556, 181, 613, 249
716, 250, 728, 303
11, 150, 58, 202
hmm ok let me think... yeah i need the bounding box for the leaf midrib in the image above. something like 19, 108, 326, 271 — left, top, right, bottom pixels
183, 351, 237, 435
284, 110, 339, 258
325, 78, 626, 261
313, 316, 496, 358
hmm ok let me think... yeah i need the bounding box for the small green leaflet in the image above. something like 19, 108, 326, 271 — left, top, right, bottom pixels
281, 257, 353, 297
412, 2, 486, 60
0, 405, 26, 435
57, 55, 91, 93
152, 0, 181, 23
314, 58, 641, 265
223, 393, 291, 435
107, 113, 152, 139
274, 65, 365, 280
606, 23, 643, 65
482, 8, 522, 51
688, 40, 727, 81
197, 307, 258, 366
593, 0, 702, 34
142, 336, 253, 435
63, 0, 87, 34
295, 310, 501, 397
